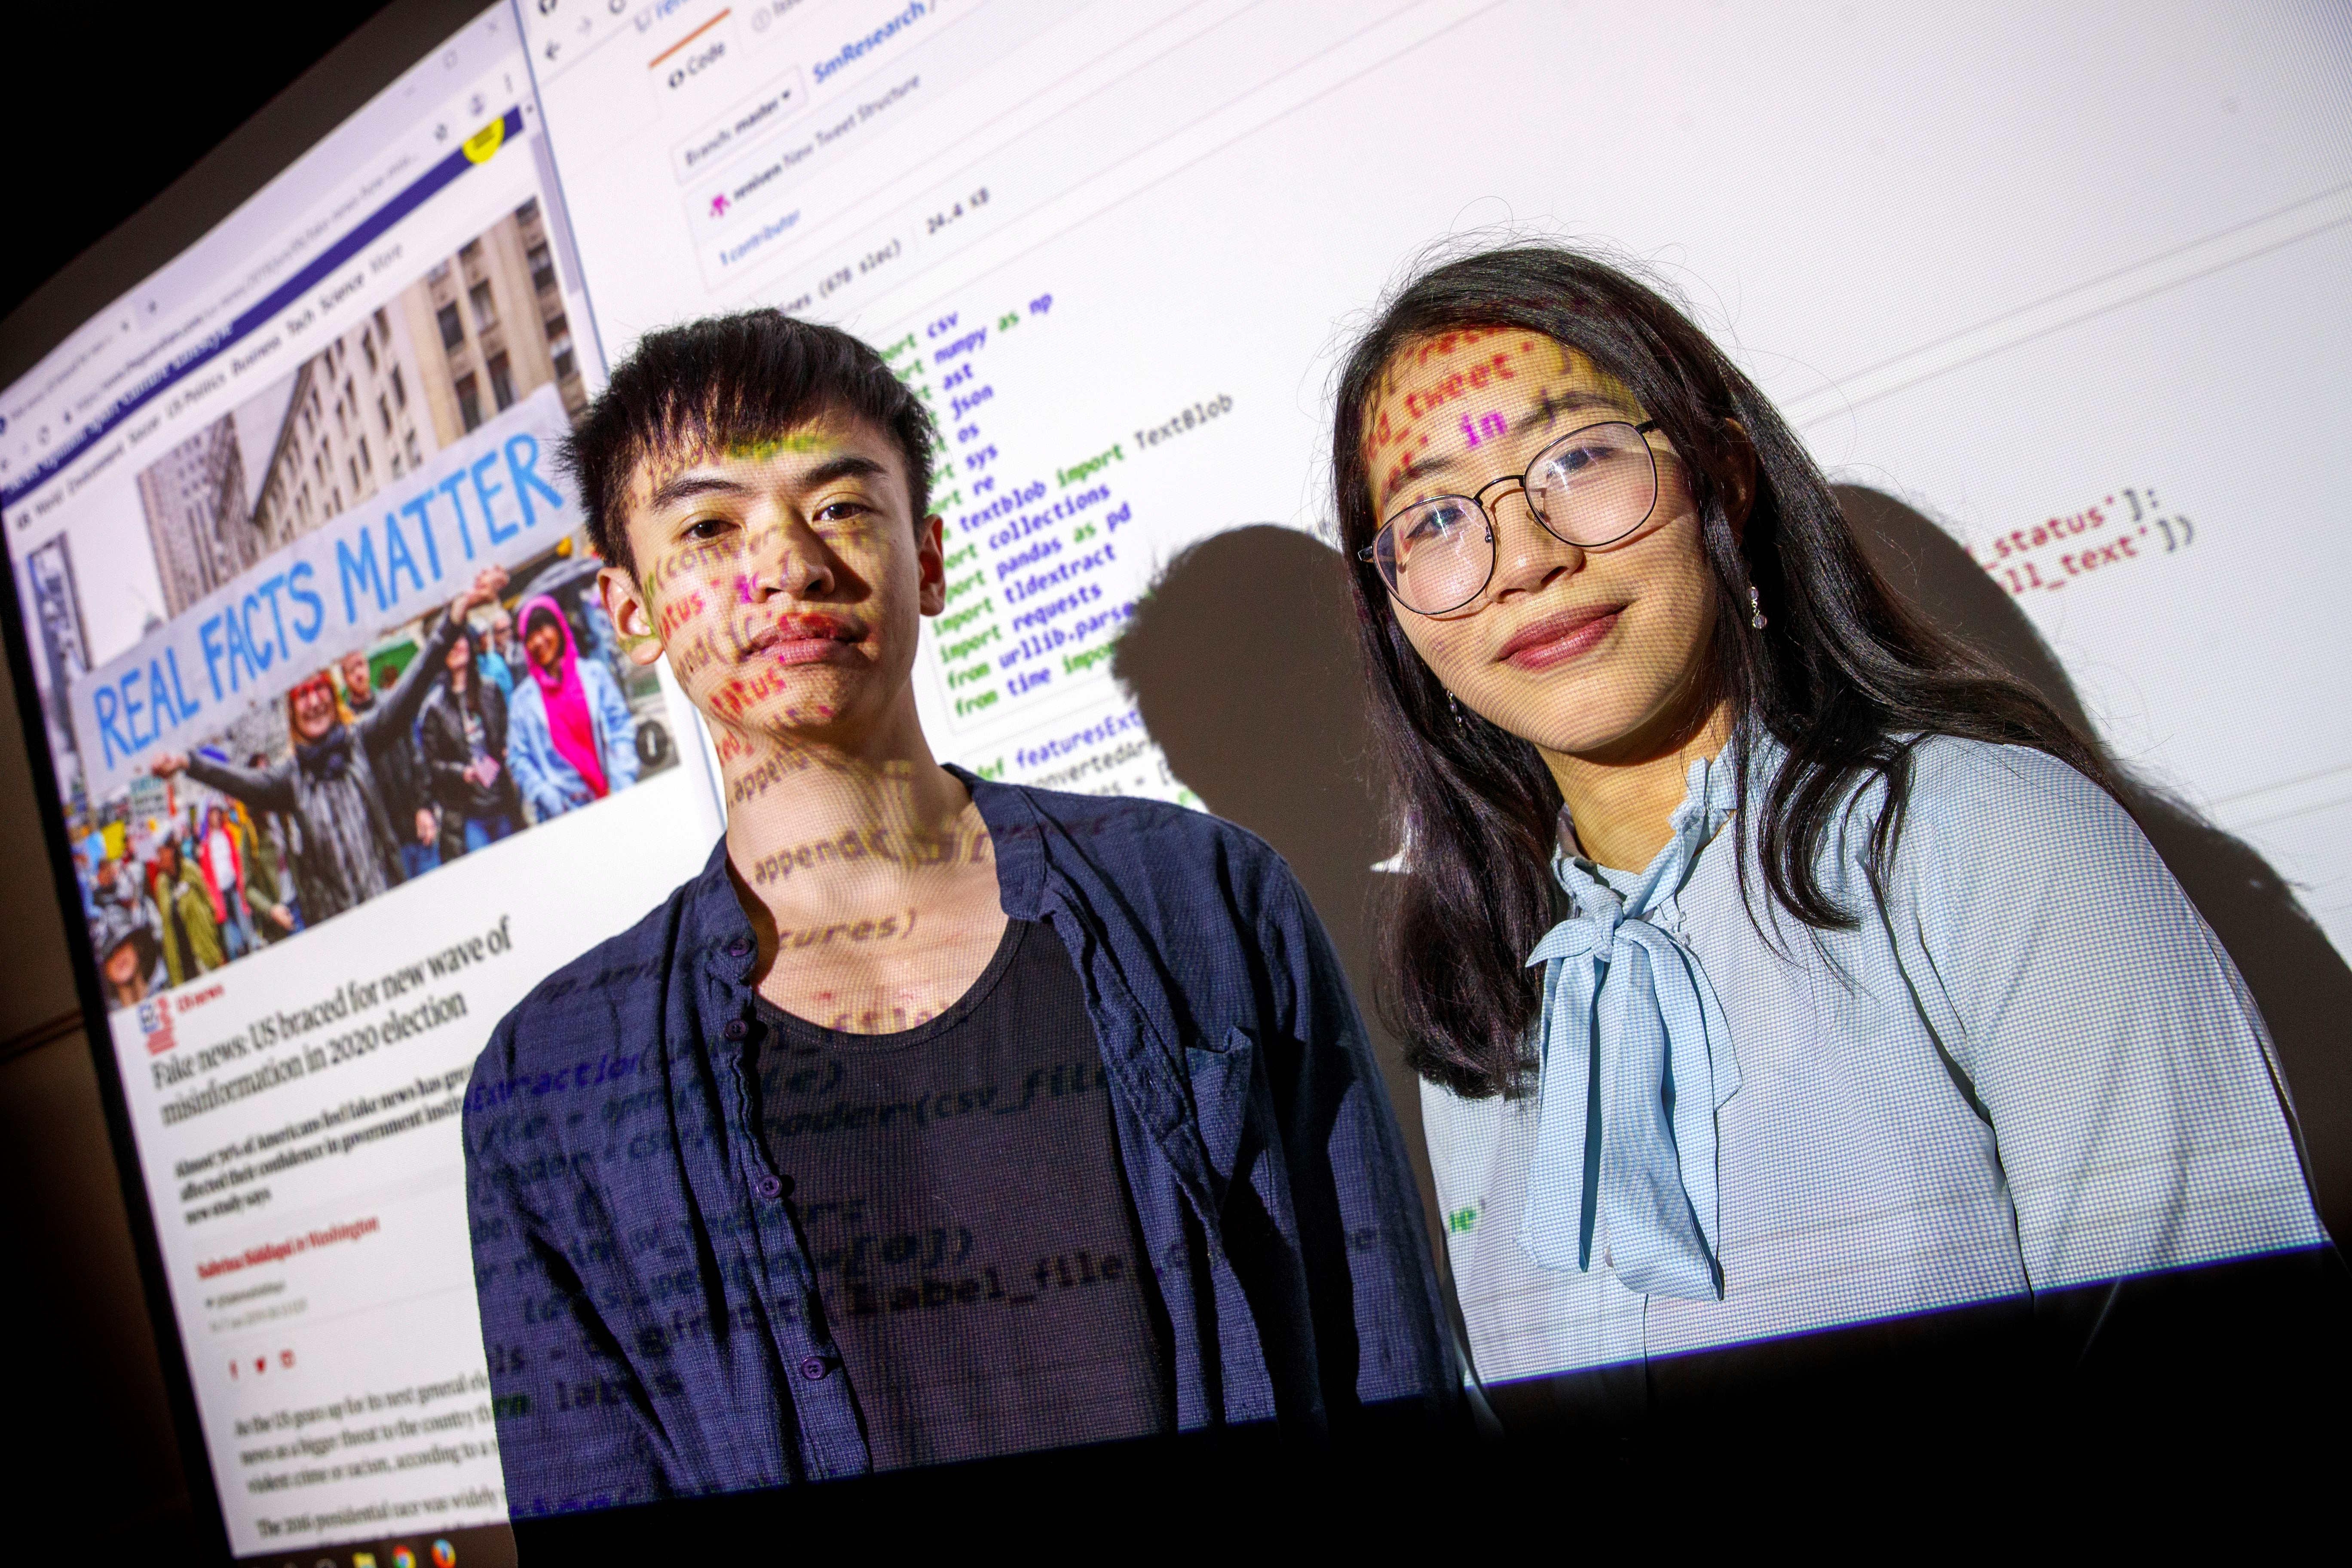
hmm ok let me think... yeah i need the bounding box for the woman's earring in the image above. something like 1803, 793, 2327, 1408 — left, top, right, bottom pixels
1749, 583, 1768, 631
1447, 691, 1474, 730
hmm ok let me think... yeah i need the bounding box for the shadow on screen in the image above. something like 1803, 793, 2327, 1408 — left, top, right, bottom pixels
1839, 483, 2352, 1241
1108, 526, 1443, 1247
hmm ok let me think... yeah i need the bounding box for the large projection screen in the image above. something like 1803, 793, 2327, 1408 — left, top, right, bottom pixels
2, 0, 2348, 1553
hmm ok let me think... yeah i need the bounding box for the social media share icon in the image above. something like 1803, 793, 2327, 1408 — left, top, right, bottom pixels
431, 1541, 457, 1568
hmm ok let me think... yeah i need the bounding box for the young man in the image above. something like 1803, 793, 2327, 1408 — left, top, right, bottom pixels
464, 312, 1453, 1514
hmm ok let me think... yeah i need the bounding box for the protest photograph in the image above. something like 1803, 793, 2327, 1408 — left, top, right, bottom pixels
55, 200, 675, 1011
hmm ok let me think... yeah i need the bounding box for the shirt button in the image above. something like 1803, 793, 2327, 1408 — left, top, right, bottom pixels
798, 1355, 829, 1380
723, 1019, 747, 1041
729, 936, 753, 958
755, 1173, 784, 1200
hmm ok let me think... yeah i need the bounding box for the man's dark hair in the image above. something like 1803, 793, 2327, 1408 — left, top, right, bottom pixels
560, 309, 936, 575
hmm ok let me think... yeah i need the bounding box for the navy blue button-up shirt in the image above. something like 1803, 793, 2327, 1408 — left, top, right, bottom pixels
463, 771, 1455, 1515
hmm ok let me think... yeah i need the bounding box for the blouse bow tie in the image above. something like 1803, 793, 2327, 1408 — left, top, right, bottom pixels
1520, 749, 1746, 1302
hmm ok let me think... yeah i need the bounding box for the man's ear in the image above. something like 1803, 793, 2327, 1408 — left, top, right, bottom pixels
915, 514, 947, 616
1721, 418, 1759, 545
599, 564, 667, 667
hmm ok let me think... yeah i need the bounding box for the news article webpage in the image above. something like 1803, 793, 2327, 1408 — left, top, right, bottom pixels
0, 12, 721, 1558
528, 0, 2352, 1384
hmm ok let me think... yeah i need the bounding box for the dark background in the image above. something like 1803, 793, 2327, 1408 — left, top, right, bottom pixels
0, 3, 408, 366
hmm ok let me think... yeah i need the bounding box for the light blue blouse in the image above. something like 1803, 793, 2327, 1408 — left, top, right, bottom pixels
1422, 735, 2325, 1384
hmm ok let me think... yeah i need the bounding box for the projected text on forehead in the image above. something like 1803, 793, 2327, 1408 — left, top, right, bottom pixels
1369, 337, 1636, 509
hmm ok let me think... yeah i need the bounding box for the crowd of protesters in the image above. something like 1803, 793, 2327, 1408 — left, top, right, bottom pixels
79, 564, 646, 1011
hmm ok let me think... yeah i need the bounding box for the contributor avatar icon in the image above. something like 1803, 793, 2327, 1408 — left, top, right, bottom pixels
431, 1541, 457, 1568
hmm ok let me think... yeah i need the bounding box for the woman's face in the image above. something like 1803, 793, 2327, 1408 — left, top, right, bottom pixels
526, 617, 564, 672
104, 942, 139, 986
1365, 333, 1725, 764
446, 637, 472, 674
291, 680, 338, 741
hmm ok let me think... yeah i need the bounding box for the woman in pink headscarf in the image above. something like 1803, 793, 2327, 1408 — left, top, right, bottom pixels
504, 594, 640, 821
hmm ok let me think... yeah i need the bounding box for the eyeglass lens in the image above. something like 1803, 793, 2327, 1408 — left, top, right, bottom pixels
1374, 421, 1658, 614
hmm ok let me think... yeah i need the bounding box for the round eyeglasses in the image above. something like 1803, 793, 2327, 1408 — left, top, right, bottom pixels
1359, 419, 1663, 615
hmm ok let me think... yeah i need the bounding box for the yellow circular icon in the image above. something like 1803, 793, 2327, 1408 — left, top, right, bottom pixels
462, 117, 505, 164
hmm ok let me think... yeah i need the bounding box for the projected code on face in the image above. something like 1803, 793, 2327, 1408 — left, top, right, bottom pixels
1969, 485, 2196, 596
880, 290, 1147, 732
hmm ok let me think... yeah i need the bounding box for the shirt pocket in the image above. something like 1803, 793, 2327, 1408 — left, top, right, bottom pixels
1185, 1023, 1299, 1235
1186, 1023, 1260, 1181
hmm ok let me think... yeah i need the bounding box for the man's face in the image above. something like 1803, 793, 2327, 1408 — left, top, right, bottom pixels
488, 612, 513, 651
155, 844, 178, 878
600, 414, 943, 752
340, 652, 374, 702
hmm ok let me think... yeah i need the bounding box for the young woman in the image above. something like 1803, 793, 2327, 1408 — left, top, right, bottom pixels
420, 623, 523, 857
504, 594, 638, 822
1331, 245, 2325, 1424
196, 804, 255, 960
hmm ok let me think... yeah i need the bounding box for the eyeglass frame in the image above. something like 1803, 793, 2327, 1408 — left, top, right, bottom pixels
1357, 418, 1665, 616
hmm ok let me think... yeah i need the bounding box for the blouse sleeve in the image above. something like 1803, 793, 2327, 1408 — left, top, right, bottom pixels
1877, 738, 2324, 1292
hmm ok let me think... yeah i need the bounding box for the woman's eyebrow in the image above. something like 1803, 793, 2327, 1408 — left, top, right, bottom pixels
1530, 387, 1629, 425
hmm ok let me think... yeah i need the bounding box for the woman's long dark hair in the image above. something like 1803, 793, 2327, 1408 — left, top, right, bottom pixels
1335, 244, 2119, 1099
445, 625, 488, 718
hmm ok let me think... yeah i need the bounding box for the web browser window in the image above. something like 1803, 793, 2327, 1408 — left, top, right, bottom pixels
521, 0, 2352, 1400
0, 8, 723, 1560
527, 0, 2352, 951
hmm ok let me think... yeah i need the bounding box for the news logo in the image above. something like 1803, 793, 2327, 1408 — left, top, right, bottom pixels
137, 998, 175, 1057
